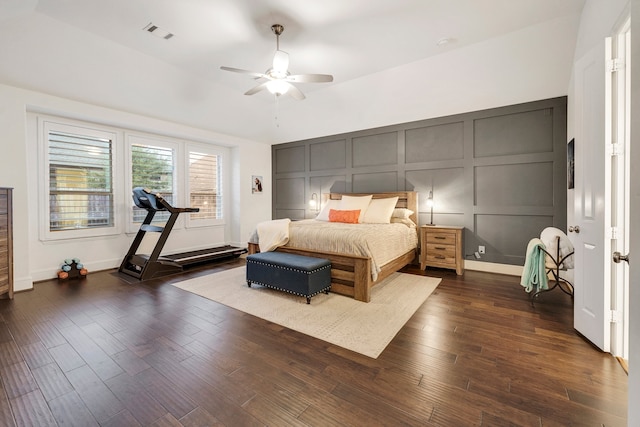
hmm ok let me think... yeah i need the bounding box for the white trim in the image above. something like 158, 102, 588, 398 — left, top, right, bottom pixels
464, 260, 523, 276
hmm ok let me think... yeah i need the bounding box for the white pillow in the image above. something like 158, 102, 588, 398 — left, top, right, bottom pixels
392, 208, 414, 219
339, 195, 372, 223
363, 197, 398, 224
391, 217, 417, 228
315, 199, 340, 221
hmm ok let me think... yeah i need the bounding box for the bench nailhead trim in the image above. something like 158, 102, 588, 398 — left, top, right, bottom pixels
246, 260, 331, 275
248, 281, 331, 298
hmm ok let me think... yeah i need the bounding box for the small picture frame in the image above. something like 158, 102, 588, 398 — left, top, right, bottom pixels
567, 139, 574, 190
252, 175, 263, 193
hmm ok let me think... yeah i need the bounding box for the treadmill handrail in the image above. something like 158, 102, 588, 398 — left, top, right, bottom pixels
137, 187, 200, 214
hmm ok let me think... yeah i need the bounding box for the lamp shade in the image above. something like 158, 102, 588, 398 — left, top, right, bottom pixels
309, 193, 319, 212
426, 190, 434, 225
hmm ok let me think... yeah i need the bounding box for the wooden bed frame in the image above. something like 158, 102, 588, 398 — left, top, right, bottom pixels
247, 191, 419, 302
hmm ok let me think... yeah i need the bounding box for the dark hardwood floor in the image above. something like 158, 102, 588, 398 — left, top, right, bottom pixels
0, 258, 627, 426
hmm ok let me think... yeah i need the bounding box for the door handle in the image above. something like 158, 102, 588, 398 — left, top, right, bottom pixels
568, 226, 580, 233
613, 251, 629, 264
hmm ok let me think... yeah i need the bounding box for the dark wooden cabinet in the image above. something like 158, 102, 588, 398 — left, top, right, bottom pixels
0, 188, 13, 299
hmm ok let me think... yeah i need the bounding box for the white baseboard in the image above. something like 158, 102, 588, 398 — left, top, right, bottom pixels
14, 276, 34, 293
464, 260, 523, 277
31, 258, 121, 283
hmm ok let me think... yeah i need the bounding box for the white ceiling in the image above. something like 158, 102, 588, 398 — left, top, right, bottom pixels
0, 0, 585, 144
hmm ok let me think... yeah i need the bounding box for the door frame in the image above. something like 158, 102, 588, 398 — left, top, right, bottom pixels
609, 19, 631, 360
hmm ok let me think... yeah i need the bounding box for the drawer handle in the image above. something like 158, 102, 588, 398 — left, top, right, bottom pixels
435, 247, 446, 250
435, 255, 446, 259
435, 236, 446, 239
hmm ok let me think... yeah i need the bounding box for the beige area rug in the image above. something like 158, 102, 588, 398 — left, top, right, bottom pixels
170, 267, 440, 358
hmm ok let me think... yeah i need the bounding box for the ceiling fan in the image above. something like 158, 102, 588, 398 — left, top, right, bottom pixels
220, 24, 333, 100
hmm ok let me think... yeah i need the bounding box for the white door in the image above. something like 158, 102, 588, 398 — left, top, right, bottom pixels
571, 41, 609, 351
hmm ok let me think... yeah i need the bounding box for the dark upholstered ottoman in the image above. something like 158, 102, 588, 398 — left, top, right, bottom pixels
246, 252, 331, 304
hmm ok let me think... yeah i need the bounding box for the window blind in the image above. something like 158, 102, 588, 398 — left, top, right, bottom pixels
48, 131, 113, 231
188, 151, 222, 220
131, 143, 175, 222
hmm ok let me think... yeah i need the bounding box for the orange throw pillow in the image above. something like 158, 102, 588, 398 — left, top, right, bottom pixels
328, 209, 361, 224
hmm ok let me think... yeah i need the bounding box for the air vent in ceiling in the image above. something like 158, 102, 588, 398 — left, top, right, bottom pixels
143, 23, 174, 40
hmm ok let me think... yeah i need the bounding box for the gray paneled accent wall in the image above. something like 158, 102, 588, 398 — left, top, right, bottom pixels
272, 97, 567, 266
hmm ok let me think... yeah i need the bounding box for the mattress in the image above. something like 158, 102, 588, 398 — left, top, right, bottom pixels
283, 219, 418, 281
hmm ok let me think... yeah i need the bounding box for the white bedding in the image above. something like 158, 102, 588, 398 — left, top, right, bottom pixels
281, 219, 418, 281
256, 218, 290, 252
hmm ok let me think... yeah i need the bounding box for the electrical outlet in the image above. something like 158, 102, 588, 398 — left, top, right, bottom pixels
478, 245, 486, 254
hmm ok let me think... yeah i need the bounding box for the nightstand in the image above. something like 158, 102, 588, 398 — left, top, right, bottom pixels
420, 225, 464, 275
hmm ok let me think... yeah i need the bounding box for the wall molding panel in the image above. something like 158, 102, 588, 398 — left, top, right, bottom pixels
272, 97, 567, 266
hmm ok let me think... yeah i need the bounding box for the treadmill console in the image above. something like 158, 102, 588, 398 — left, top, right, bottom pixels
132, 187, 163, 211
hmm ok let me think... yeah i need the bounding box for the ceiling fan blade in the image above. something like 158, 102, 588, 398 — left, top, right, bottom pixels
287, 83, 306, 100
244, 82, 270, 96
272, 50, 289, 73
286, 74, 334, 83
220, 66, 267, 79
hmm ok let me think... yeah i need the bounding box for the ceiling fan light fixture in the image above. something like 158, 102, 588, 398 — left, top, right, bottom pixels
272, 50, 289, 73
220, 23, 332, 101
267, 79, 290, 96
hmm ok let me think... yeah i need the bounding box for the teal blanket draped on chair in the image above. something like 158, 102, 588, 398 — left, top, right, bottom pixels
520, 238, 548, 293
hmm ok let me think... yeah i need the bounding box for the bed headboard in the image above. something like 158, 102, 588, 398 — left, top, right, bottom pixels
327, 191, 419, 225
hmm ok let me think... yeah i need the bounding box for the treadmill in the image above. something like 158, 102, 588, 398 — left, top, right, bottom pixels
119, 187, 247, 280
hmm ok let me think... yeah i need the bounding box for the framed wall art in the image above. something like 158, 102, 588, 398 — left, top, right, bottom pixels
567, 139, 574, 189
252, 175, 263, 193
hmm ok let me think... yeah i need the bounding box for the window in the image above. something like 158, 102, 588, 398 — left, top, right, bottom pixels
188, 150, 223, 223
43, 121, 116, 239
129, 138, 176, 223
38, 115, 228, 242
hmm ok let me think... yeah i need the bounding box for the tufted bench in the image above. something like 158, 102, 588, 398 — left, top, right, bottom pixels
246, 252, 331, 304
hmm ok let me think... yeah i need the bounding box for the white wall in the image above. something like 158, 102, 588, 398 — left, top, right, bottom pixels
573, 0, 630, 60
272, 14, 581, 143
0, 10, 270, 145
0, 8, 584, 145
230, 144, 272, 246
0, 83, 271, 290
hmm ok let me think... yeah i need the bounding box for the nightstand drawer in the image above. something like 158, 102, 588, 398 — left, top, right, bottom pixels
426, 232, 457, 246
425, 248, 456, 266
426, 243, 455, 258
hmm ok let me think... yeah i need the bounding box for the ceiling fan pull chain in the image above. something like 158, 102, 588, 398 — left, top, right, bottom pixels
274, 94, 280, 128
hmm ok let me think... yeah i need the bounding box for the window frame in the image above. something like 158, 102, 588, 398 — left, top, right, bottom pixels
38, 118, 121, 241
185, 143, 226, 228
37, 114, 230, 243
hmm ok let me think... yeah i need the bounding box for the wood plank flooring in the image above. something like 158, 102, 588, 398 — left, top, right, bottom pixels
0, 259, 627, 426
